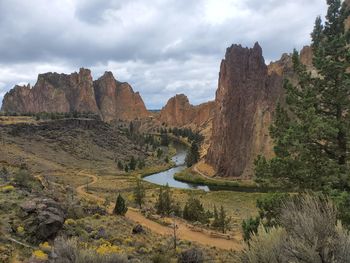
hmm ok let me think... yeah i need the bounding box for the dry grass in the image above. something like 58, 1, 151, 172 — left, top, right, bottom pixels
0, 116, 37, 125
196, 161, 216, 177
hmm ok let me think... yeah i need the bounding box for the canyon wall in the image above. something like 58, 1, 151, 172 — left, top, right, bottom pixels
159, 94, 215, 127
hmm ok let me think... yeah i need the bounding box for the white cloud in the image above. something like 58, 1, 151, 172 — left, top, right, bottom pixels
0, 0, 327, 109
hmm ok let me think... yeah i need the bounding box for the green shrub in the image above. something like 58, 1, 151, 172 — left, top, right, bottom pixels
178, 248, 204, 263
242, 217, 260, 242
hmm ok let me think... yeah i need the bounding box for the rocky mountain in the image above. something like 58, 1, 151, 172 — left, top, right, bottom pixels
206, 43, 286, 178
159, 94, 215, 127
206, 43, 315, 178
1, 68, 149, 122
94, 72, 149, 122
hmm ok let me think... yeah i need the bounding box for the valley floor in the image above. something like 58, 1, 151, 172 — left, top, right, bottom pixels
0, 117, 266, 262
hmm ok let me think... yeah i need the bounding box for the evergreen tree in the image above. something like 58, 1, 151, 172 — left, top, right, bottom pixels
212, 205, 220, 228
242, 217, 260, 242
137, 159, 145, 169
160, 133, 169, 146
182, 195, 208, 223
156, 148, 163, 158
155, 184, 173, 215
218, 205, 231, 233
185, 142, 200, 167
133, 179, 145, 209
114, 194, 128, 215
124, 165, 129, 173
164, 156, 170, 163
255, 1, 350, 191
129, 156, 137, 171
117, 160, 124, 170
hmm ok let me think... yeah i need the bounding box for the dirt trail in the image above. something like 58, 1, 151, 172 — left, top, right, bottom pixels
76, 171, 105, 204
75, 170, 243, 251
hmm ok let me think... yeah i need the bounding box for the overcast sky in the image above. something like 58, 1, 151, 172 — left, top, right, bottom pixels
0, 0, 327, 109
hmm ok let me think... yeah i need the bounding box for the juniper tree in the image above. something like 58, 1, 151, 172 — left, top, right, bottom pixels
212, 205, 219, 228
129, 156, 137, 171
133, 179, 145, 209
114, 194, 128, 216
155, 184, 173, 215
182, 195, 208, 223
255, 0, 350, 191
218, 205, 231, 234
185, 142, 200, 167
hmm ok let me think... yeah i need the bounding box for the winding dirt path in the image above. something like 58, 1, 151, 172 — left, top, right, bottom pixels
75, 170, 243, 251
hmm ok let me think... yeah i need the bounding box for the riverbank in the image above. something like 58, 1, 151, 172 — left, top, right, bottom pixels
173, 169, 274, 192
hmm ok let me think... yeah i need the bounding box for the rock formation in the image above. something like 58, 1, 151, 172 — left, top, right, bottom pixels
159, 94, 215, 127
1, 68, 149, 122
94, 72, 149, 121
206, 43, 285, 178
19, 198, 65, 244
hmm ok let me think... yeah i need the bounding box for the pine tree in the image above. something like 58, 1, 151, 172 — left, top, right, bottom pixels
156, 148, 163, 158
212, 205, 219, 228
255, 1, 350, 191
129, 156, 137, 171
114, 194, 128, 215
182, 195, 208, 223
160, 133, 169, 146
155, 184, 173, 215
185, 142, 200, 167
218, 205, 231, 234
133, 179, 145, 209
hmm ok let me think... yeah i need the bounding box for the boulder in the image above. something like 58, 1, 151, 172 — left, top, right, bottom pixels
19, 197, 65, 244
132, 224, 144, 234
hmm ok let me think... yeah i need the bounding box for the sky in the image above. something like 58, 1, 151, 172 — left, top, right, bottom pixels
0, 0, 327, 109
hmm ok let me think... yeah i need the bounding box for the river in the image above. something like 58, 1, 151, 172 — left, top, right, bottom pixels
143, 143, 210, 191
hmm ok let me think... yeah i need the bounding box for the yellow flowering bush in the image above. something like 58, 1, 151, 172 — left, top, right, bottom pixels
123, 237, 133, 246
16, 226, 24, 234
39, 242, 52, 253
95, 242, 123, 255
32, 249, 48, 261
64, 218, 77, 225
1, 185, 14, 193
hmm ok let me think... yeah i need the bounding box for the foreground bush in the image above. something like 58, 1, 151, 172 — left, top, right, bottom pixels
240, 195, 350, 263
178, 248, 204, 263
53, 237, 128, 263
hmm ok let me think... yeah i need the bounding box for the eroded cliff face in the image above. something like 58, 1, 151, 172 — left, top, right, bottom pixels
206, 43, 284, 178
93, 72, 149, 122
159, 94, 215, 127
1, 69, 149, 122
2, 69, 98, 113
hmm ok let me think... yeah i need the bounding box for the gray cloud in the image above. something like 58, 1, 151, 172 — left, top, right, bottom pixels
0, 0, 327, 108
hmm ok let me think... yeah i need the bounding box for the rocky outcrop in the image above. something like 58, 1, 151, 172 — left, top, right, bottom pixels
94, 72, 148, 122
206, 43, 285, 178
19, 198, 65, 244
2, 69, 99, 114
1, 69, 149, 122
159, 94, 215, 127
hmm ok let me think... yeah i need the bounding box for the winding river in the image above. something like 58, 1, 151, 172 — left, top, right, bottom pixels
143, 144, 210, 191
